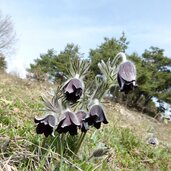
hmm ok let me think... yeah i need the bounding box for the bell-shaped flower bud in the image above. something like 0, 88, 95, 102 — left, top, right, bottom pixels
85, 99, 108, 129
57, 109, 80, 135
34, 114, 57, 137
76, 110, 89, 132
117, 61, 137, 94
63, 75, 84, 102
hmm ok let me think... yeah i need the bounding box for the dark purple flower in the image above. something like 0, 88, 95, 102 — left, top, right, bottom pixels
117, 61, 137, 94
34, 114, 57, 137
57, 109, 80, 135
85, 100, 108, 129
63, 76, 84, 102
76, 110, 89, 132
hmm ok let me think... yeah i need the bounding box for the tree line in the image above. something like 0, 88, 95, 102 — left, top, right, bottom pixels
26, 33, 171, 117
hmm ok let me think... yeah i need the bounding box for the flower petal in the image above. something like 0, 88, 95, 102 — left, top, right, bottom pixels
117, 74, 137, 93
36, 123, 45, 134
93, 122, 101, 129
76, 111, 89, 132
60, 114, 72, 128
118, 61, 136, 82
63, 78, 83, 102
117, 74, 124, 90
36, 123, 54, 137
74, 88, 82, 97
35, 114, 57, 137
34, 114, 56, 127
76, 110, 87, 122
91, 105, 108, 124
81, 121, 89, 132
85, 115, 98, 125
34, 116, 46, 123
71, 78, 83, 89
57, 120, 78, 135
89, 105, 103, 117
63, 78, 83, 93
43, 125, 53, 137
86, 104, 108, 128
57, 121, 68, 134
68, 111, 80, 126
46, 115, 56, 127
68, 125, 78, 135
64, 83, 75, 93
59, 111, 80, 128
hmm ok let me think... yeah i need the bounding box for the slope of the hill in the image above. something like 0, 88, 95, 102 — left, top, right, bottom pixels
106, 102, 171, 144
0, 73, 171, 171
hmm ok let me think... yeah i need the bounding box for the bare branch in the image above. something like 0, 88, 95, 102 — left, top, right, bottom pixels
0, 11, 16, 55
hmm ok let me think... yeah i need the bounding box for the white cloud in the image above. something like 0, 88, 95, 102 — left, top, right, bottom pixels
7, 57, 27, 78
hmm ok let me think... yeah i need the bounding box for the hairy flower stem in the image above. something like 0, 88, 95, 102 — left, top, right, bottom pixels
59, 134, 65, 170
42, 137, 46, 147
114, 52, 127, 63
74, 132, 86, 156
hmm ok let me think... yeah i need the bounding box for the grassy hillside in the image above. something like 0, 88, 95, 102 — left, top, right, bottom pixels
0, 73, 171, 171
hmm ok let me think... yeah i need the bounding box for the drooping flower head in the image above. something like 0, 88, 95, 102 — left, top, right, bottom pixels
117, 60, 137, 94
57, 109, 80, 135
34, 114, 57, 137
76, 110, 89, 132
62, 74, 84, 102
85, 99, 108, 129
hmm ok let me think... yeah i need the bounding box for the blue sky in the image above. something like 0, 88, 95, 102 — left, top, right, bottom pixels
1, 0, 171, 77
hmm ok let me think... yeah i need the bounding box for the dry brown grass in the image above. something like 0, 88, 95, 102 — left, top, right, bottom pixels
106, 101, 171, 145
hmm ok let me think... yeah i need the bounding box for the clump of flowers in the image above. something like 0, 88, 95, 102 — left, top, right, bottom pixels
34, 53, 137, 167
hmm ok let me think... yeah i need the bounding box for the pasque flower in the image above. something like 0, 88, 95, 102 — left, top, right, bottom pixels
34, 114, 57, 137
62, 74, 84, 102
117, 61, 137, 94
57, 109, 80, 135
85, 99, 108, 129
76, 110, 89, 132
